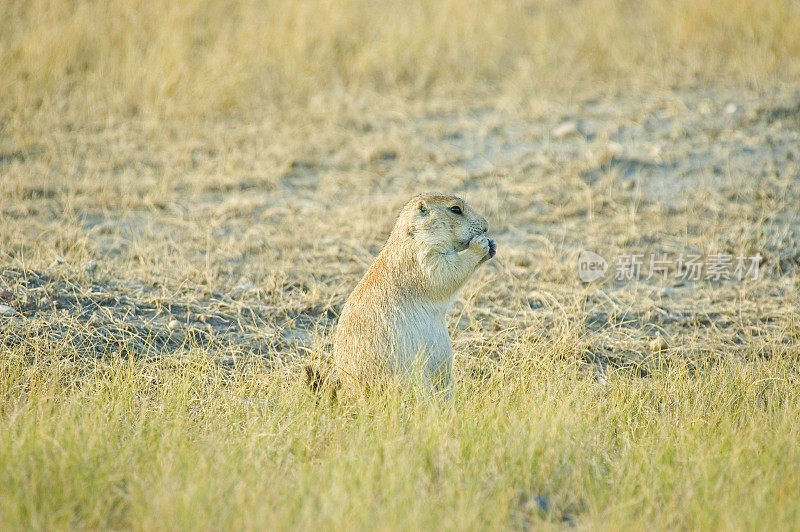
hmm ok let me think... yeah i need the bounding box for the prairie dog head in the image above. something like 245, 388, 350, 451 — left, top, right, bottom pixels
398, 193, 488, 253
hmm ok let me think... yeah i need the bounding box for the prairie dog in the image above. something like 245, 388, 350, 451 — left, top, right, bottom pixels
332, 193, 495, 398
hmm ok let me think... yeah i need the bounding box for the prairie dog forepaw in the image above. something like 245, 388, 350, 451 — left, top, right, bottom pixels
468, 234, 491, 259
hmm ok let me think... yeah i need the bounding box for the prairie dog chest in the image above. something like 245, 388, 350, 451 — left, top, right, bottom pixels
392, 299, 454, 366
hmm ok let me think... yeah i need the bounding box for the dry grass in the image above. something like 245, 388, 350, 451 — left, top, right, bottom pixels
2, 0, 800, 529
2, 0, 800, 123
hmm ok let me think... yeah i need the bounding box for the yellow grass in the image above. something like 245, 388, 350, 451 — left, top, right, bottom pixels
2, 0, 800, 121
2, 346, 800, 530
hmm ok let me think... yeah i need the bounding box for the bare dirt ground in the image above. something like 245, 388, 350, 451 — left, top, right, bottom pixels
1, 85, 799, 374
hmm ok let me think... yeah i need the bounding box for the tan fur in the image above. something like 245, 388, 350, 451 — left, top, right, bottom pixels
333, 193, 495, 398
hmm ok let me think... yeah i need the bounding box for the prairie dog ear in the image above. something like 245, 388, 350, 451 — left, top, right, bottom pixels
417, 199, 429, 215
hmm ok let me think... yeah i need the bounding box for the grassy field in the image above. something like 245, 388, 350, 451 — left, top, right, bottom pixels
3, 347, 800, 529
2, 0, 800, 529
3, 0, 800, 122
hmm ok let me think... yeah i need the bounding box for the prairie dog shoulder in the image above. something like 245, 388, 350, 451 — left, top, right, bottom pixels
333, 193, 495, 396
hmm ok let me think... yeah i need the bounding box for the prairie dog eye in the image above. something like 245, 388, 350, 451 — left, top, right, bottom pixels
449, 205, 463, 215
